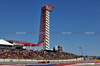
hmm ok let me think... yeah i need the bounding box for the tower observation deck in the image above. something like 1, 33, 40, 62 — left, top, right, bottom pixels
38, 5, 54, 50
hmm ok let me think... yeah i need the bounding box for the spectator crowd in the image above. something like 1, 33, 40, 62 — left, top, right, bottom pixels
0, 49, 78, 60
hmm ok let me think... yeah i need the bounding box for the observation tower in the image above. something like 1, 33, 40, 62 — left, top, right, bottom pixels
38, 5, 54, 50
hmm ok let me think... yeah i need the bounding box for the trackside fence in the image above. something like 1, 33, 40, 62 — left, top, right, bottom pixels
0, 58, 84, 63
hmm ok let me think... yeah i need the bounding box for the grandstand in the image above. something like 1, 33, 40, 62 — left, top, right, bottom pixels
0, 39, 24, 49
0, 39, 78, 60
0, 39, 13, 48
0, 48, 78, 60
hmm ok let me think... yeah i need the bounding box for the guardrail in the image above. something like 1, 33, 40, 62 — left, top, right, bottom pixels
0, 58, 84, 63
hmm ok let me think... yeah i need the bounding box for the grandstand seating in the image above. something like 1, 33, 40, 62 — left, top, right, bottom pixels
0, 49, 78, 60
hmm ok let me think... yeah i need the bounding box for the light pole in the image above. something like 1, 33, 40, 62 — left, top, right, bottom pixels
79, 47, 84, 57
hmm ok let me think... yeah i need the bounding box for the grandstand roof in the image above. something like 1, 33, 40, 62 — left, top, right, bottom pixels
0, 39, 13, 45
6, 40, 43, 47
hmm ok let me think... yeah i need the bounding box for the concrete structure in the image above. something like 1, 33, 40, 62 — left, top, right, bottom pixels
53, 46, 64, 52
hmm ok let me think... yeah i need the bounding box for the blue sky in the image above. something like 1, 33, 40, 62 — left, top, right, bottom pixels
0, 0, 100, 56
